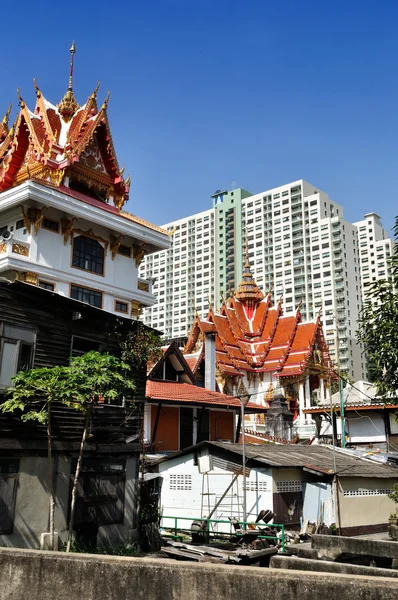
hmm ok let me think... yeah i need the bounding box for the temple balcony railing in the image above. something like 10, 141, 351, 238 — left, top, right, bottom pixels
0, 239, 31, 261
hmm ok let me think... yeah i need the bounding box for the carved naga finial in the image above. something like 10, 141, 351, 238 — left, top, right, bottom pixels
16, 89, 25, 108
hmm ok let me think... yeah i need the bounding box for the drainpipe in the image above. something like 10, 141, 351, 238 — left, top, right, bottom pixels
339, 376, 346, 448
335, 475, 342, 535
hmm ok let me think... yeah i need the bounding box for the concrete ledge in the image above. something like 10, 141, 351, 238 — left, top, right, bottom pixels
312, 534, 398, 560
270, 555, 398, 578
1, 547, 398, 600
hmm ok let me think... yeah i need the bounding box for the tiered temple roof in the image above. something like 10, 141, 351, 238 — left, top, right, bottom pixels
0, 44, 130, 211
184, 251, 331, 379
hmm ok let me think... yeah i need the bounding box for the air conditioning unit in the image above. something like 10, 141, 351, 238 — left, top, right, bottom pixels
1, 230, 13, 241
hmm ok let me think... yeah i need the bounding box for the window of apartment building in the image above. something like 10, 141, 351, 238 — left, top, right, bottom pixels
0, 324, 36, 388
72, 235, 104, 275
0, 459, 19, 534
70, 285, 102, 309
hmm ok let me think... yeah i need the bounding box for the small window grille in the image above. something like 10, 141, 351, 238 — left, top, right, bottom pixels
243, 481, 268, 492
169, 474, 192, 491
343, 489, 391, 497
276, 481, 302, 493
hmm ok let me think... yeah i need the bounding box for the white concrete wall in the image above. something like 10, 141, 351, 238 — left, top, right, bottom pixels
158, 450, 273, 532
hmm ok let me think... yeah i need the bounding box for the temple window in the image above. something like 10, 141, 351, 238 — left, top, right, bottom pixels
70, 285, 103, 308
72, 235, 104, 275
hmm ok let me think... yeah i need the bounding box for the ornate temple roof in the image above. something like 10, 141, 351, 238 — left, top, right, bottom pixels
0, 44, 130, 211
184, 260, 332, 379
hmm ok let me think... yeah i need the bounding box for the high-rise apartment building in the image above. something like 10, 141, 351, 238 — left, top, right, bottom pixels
353, 212, 394, 300
140, 180, 393, 381
141, 208, 216, 339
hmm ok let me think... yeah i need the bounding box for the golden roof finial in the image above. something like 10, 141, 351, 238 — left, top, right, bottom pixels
16, 89, 25, 109
102, 90, 111, 110
33, 78, 41, 98
58, 42, 79, 122
119, 165, 125, 176
208, 296, 213, 311
296, 296, 304, 313
125, 174, 131, 187
192, 298, 199, 318
2, 102, 11, 125
92, 80, 100, 99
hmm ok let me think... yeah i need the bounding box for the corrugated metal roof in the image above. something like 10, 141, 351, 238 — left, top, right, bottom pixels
208, 442, 398, 478
311, 380, 397, 410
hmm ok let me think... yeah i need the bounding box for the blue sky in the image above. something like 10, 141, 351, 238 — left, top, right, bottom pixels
1, 1, 397, 233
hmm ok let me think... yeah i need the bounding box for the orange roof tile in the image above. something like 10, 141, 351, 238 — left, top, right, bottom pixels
184, 265, 332, 379
146, 381, 266, 412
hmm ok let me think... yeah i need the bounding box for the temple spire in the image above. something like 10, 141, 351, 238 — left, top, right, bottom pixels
234, 230, 264, 307
68, 41, 76, 91
57, 42, 79, 123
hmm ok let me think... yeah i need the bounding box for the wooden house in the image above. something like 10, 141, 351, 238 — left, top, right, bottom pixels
0, 280, 146, 549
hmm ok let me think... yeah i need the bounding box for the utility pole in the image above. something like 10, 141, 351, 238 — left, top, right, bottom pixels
239, 395, 250, 523
333, 312, 346, 448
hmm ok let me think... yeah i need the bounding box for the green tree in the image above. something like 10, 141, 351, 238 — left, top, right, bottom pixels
1, 365, 68, 550
357, 217, 398, 398
63, 351, 135, 552
116, 320, 163, 370
1, 351, 135, 552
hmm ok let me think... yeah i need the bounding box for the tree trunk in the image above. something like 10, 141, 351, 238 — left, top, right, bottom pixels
66, 408, 92, 552
47, 401, 55, 551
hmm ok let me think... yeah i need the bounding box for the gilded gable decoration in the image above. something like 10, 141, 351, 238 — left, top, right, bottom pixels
133, 244, 146, 267
20, 205, 47, 235
110, 234, 122, 260
61, 217, 77, 245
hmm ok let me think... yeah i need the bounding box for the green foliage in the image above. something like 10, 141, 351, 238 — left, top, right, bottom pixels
389, 483, 398, 508
0, 365, 68, 423
357, 217, 398, 398
61, 539, 140, 555
116, 320, 163, 370
0, 351, 135, 421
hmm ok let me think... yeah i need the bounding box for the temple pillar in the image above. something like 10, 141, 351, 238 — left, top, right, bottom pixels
143, 403, 151, 443
320, 377, 325, 402
298, 382, 305, 423
305, 377, 311, 423
205, 333, 216, 391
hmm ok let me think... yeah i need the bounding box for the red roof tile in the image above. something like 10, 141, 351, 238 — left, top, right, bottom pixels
146, 381, 267, 412
184, 266, 332, 378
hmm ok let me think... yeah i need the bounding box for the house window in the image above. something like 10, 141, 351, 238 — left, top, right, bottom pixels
72, 459, 125, 527
117, 244, 131, 257
42, 218, 60, 233
72, 235, 104, 275
115, 300, 128, 314
0, 459, 19, 534
38, 281, 55, 291
70, 336, 102, 357
0, 324, 36, 388
70, 285, 103, 308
